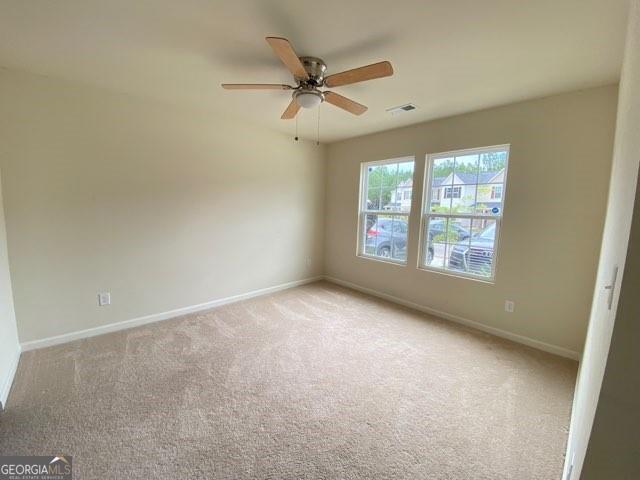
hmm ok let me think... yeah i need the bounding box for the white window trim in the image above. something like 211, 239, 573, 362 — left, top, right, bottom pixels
417, 144, 510, 283
356, 156, 415, 265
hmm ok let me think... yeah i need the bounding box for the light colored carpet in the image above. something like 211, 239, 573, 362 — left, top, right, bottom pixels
0, 281, 577, 479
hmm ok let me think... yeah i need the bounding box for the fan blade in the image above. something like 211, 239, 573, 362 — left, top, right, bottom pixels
281, 98, 301, 119
324, 91, 367, 115
266, 37, 309, 80
324, 61, 393, 88
221, 83, 292, 90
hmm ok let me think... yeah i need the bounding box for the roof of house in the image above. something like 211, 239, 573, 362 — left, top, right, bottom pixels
433, 170, 503, 186
433, 176, 446, 186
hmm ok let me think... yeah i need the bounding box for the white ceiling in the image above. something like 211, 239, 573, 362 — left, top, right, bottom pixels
0, 0, 630, 142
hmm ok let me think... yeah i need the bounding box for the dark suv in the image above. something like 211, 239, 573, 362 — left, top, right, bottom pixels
449, 222, 495, 276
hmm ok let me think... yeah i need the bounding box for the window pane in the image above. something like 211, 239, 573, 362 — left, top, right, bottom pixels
430, 193, 448, 214
479, 151, 507, 181
387, 186, 412, 212
366, 165, 383, 187
454, 185, 476, 214
466, 219, 497, 277
397, 161, 414, 213
444, 218, 472, 273
448, 217, 472, 245
378, 161, 414, 212
379, 184, 395, 211
424, 216, 448, 267
390, 216, 409, 261
380, 163, 399, 186
475, 184, 504, 215
453, 154, 479, 184
427, 216, 447, 242
427, 242, 447, 268
471, 218, 497, 242
467, 248, 494, 278
363, 214, 379, 256
432, 157, 454, 186
367, 187, 382, 210
363, 213, 409, 261
429, 158, 451, 214
397, 161, 414, 182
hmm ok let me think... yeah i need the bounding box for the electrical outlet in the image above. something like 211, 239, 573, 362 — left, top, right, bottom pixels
98, 292, 111, 306
505, 300, 515, 313
306, 257, 312, 268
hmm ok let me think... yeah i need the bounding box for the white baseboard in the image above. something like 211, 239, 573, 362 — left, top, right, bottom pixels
0, 345, 21, 410
18, 273, 580, 361
20, 276, 323, 352
323, 275, 580, 361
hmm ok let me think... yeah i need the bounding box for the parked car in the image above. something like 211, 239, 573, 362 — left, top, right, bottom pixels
365, 218, 470, 261
448, 222, 495, 275
365, 217, 408, 259
425, 220, 470, 263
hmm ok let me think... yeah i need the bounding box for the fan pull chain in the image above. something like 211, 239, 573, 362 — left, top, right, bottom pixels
294, 114, 299, 141
316, 104, 321, 146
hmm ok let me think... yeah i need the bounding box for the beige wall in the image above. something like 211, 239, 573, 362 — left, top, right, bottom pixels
0, 168, 19, 408
0, 68, 325, 343
325, 86, 618, 355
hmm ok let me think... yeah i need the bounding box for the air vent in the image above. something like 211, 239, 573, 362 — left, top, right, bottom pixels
386, 103, 417, 115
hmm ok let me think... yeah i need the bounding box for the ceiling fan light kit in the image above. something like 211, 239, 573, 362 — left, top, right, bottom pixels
221, 37, 394, 121
294, 89, 324, 109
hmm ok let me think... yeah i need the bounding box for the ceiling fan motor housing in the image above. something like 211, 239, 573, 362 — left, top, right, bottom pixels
297, 57, 327, 86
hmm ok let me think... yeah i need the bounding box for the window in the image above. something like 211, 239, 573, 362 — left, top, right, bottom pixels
358, 157, 415, 263
420, 145, 509, 281
444, 186, 462, 199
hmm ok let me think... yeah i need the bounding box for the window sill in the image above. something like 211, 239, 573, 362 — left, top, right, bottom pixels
417, 265, 495, 284
357, 254, 407, 267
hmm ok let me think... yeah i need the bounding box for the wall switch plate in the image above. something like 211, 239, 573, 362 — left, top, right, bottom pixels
505, 300, 515, 313
98, 292, 111, 306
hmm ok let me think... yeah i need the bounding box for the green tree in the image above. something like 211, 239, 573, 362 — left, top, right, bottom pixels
479, 151, 506, 172
432, 152, 506, 179
367, 164, 414, 209
432, 159, 478, 178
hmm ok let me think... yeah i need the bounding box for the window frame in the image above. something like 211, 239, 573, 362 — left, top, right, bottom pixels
418, 145, 510, 282
356, 156, 415, 266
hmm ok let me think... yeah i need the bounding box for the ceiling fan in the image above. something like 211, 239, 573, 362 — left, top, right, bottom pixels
222, 37, 393, 119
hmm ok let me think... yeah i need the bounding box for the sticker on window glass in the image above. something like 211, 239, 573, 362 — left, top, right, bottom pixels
491, 207, 500, 214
